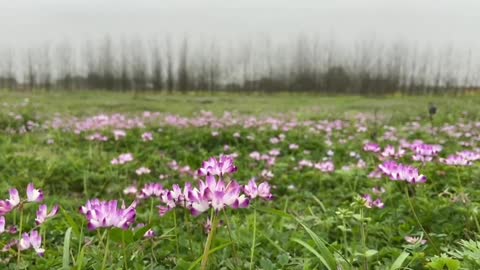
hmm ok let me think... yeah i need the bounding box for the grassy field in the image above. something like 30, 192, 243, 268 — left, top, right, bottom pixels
2, 90, 480, 118
0, 90, 479, 269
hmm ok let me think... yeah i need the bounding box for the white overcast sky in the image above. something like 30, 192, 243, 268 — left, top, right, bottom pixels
0, 0, 479, 51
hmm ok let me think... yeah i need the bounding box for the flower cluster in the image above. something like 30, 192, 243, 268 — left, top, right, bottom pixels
111, 153, 134, 165
197, 155, 238, 177
80, 199, 137, 230
0, 183, 58, 256
0, 184, 44, 215
142, 132, 153, 142
411, 142, 442, 163
363, 142, 381, 153
187, 176, 250, 216
125, 156, 273, 219
362, 194, 384, 209
381, 145, 406, 159
378, 161, 427, 184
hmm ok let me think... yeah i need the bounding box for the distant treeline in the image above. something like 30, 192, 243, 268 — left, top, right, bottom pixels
0, 36, 478, 94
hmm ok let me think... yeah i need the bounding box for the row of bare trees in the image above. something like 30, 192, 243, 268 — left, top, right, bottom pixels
0, 36, 478, 94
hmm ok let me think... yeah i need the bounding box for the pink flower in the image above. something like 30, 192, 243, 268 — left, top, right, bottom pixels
405, 236, 426, 245
18, 230, 45, 256
244, 179, 273, 200
87, 133, 108, 142
298, 159, 313, 168
136, 167, 151, 175
140, 183, 164, 199
289, 144, 299, 150
144, 229, 155, 239
113, 130, 126, 140
27, 183, 44, 203
314, 161, 335, 173
363, 143, 381, 153
441, 154, 472, 166
457, 150, 480, 162
188, 175, 249, 216
269, 137, 279, 144
123, 185, 138, 195
372, 187, 386, 194
197, 155, 237, 177
111, 153, 134, 165
268, 149, 280, 156
80, 200, 136, 230
142, 132, 153, 142
362, 194, 384, 209
378, 161, 427, 184
0, 189, 21, 215
0, 216, 5, 234
35, 204, 59, 225
381, 145, 405, 159
261, 170, 274, 180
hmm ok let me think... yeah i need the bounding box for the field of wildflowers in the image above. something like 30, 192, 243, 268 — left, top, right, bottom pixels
0, 92, 479, 269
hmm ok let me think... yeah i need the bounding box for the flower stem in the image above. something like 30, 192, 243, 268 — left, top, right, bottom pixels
201, 213, 219, 270
173, 209, 180, 257
222, 209, 239, 265
249, 207, 257, 270
148, 198, 154, 225
122, 230, 128, 269
101, 231, 110, 270
404, 185, 439, 253
359, 208, 368, 270
17, 205, 24, 265
342, 219, 349, 261
455, 167, 465, 202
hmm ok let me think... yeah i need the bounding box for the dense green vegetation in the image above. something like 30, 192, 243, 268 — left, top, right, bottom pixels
0, 91, 479, 269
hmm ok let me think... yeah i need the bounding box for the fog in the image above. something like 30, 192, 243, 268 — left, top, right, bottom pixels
1, 0, 479, 50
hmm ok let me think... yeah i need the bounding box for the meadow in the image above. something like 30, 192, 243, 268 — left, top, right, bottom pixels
0, 90, 479, 269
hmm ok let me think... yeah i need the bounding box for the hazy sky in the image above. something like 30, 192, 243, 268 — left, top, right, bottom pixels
1, 0, 479, 50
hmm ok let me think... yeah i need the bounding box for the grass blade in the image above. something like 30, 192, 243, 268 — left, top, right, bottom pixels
295, 218, 338, 270
292, 238, 333, 270
188, 242, 233, 270
62, 227, 72, 269
390, 251, 410, 270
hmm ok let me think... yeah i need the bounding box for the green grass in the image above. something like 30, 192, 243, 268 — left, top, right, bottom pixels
1, 89, 479, 119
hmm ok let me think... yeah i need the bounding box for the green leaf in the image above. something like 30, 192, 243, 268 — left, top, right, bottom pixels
109, 228, 134, 244
255, 206, 294, 219
62, 227, 72, 269
427, 256, 461, 270
390, 251, 409, 270
188, 242, 233, 270
133, 225, 151, 241
295, 219, 339, 270
293, 238, 332, 270
364, 249, 378, 258
277, 253, 289, 266
62, 210, 80, 237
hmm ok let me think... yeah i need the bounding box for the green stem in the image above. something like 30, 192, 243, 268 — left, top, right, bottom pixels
201, 213, 219, 270
148, 198, 154, 225
101, 231, 110, 270
222, 209, 239, 265
455, 166, 466, 203
173, 209, 180, 257
342, 219, 349, 261
17, 205, 24, 265
249, 207, 257, 270
122, 231, 128, 269
404, 186, 439, 253
360, 208, 368, 270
